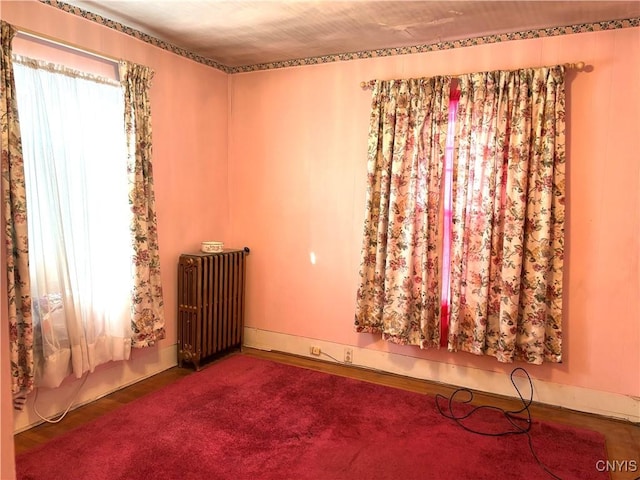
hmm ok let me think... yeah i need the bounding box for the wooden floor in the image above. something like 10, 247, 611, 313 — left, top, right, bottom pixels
14, 349, 640, 479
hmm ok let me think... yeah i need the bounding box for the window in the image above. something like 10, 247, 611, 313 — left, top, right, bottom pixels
356, 69, 566, 364
439, 85, 460, 347
13, 56, 133, 388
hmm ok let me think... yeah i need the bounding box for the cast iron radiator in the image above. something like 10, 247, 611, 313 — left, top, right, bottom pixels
177, 249, 248, 370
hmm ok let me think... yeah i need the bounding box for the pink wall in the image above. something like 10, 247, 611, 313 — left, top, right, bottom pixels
228, 28, 640, 398
1, 0, 231, 346
1, 1, 230, 476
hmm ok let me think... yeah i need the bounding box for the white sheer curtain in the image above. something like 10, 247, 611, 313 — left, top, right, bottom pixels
13, 56, 133, 388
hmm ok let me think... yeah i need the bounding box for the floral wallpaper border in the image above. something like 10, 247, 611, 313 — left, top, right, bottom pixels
233, 18, 640, 73
41, 1, 639, 74
39, 0, 232, 73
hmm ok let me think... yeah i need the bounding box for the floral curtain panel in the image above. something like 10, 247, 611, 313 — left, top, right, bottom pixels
354, 77, 452, 348
448, 67, 566, 364
1, 20, 34, 395
119, 61, 166, 347
356, 66, 566, 365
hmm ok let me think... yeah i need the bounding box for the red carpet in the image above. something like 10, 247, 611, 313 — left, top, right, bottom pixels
16, 354, 608, 480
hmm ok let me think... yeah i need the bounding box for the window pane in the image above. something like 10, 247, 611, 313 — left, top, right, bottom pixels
14, 61, 133, 387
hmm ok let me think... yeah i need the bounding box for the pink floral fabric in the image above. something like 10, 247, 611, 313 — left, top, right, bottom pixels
1, 21, 34, 394
448, 67, 565, 364
355, 78, 452, 348
120, 61, 166, 347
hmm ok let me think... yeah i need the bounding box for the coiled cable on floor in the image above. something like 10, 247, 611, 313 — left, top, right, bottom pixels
435, 367, 561, 480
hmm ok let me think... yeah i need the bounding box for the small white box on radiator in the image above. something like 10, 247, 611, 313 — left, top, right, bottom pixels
201, 241, 224, 253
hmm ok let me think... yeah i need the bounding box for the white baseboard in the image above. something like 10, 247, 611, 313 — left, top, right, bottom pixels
14, 343, 178, 433
244, 327, 640, 423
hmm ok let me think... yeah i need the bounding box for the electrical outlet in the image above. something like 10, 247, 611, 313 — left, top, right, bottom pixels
310, 346, 321, 356
344, 348, 353, 364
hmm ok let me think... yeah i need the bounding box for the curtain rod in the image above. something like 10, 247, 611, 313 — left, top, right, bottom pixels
360, 61, 586, 89
15, 27, 120, 65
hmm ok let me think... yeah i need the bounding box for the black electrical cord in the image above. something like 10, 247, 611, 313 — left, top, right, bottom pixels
435, 367, 562, 480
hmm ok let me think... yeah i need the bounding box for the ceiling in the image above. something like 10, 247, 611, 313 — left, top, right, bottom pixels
60, 1, 640, 68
